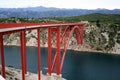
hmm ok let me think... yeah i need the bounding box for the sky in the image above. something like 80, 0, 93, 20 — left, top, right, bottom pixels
0, 0, 120, 9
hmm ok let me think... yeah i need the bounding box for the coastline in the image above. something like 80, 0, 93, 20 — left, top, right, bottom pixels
3, 24, 120, 55
0, 66, 66, 80
4, 44, 120, 55
1, 44, 120, 79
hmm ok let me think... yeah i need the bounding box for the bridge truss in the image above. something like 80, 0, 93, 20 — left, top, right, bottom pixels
0, 22, 85, 80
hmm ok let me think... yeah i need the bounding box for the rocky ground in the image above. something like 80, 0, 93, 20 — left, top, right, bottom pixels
0, 66, 65, 80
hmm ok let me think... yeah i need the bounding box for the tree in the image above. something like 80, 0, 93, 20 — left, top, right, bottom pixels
96, 19, 101, 27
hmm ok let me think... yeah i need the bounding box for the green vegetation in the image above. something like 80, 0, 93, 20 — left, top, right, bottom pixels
117, 33, 120, 44
1, 13, 120, 53
15, 78, 19, 80
55, 13, 120, 52
52, 13, 120, 23
1, 13, 120, 24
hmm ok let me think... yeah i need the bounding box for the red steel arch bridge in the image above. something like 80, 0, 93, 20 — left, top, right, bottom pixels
0, 22, 85, 80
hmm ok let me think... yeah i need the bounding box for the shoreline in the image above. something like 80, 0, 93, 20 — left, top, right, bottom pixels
4, 44, 120, 55
1, 45, 120, 79
0, 66, 66, 80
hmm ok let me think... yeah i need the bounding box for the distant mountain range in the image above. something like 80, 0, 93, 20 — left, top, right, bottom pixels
0, 6, 120, 18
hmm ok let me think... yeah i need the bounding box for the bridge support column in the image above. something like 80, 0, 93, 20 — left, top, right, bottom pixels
0, 33, 6, 78
80, 25, 84, 44
37, 28, 41, 80
56, 27, 61, 75
20, 31, 27, 80
48, 27, 52, 75
74, 27, 81, 44
48, 27, 61, 76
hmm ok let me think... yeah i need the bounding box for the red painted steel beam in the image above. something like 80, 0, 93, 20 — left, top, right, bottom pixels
0, 22, 85, 79
0, 22, 84, 29
20, 31, 27, 80
51, 28, 58, 32
2, 30, 24, 35
37, 28, 41, 80
0, 33, 6, 78
74, 28, 82, 45
60, 25, 84, 72
79, 25, 84, 44
48, 27, 52, 75
51, 25, 85, 75
0, 23, 40, 29
48, 27, 61, 75
60, 27, 69, 43
1, 27, 40, 35
23, 31, 27, 74
56, 27, 61, 75
51, 27, 68, 72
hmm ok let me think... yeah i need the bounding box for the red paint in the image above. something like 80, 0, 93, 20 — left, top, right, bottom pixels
0, 22, 85, 80
47, 27, 61, 75
0, 33, 6, 78
48, 27, 52, 75
56, 27, 61, 75
0, 23, 40, 29
24, 31, 27, 74
0, 22, 84, 29
60, 25, 84, 72
37, 28, 41, 80
20, 31, 26, 80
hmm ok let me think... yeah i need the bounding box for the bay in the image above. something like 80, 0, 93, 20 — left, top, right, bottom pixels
2, 46, 120, 80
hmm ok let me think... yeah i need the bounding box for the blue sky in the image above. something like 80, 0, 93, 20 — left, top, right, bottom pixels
0, 0, 120, 9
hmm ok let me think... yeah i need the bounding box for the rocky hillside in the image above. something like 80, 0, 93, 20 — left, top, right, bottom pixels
84, 21, 120, 53
2, 13, 120, 54
2, 21, 120, 54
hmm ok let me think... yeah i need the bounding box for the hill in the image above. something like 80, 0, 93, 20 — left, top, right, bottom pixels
0, 6, 120, 18
53, 13, 120, 23
1, 13, 120, 54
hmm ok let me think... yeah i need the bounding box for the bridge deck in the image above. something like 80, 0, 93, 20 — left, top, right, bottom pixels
0, 22, 85, 80
0, 22, 84, 33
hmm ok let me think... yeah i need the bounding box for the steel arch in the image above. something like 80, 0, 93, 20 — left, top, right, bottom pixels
50, 25, 84, 74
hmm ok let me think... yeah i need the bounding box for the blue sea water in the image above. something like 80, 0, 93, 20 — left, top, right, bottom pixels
2, 46, 120, 80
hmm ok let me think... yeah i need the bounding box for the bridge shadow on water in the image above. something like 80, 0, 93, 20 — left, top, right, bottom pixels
3, 46, 120, 80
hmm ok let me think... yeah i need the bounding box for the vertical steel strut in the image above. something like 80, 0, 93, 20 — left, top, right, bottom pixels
37, 28, 41, 80
20, 31, 27, 80
48, 27, 61, 75
56, 27, 61, 75
0, 33, 6, 78
48, 27, 52, 75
